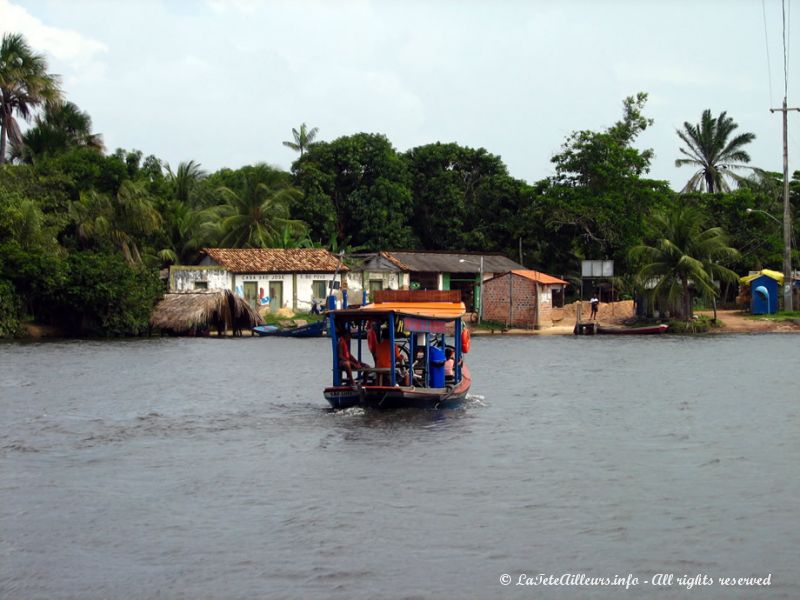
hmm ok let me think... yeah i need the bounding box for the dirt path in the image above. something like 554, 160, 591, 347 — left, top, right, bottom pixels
698, 309, 800, 333
474, 304, 800, 336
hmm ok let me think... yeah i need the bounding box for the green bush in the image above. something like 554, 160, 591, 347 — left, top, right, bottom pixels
0, 279, 23, 338
666, 316, 718, 334
58, 252, 163, 336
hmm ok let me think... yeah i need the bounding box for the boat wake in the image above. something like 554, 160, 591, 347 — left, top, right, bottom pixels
466, 393, 487, 407
327, 406, 366, 417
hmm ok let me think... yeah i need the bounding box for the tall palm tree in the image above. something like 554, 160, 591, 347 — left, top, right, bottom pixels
675, 109, 756, 193
216, 170, 306, 248
71, 180, 162, 265
158, 200, 222, 265
282, 122, 319, 156
0, 33, 62, 164
629, 203, 739, 319
10, 100, 102, 163
166, 160, 206, 203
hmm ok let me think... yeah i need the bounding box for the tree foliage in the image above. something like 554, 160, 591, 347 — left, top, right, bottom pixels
0, 32, 62, 163
10, 100, 103, 163
214, 163, 304, 248
629, 202, 740, 318
0, 36, 789, 336
283, 122, 319, 156
675, 109, 756, 193
540, 93, 672, 274
58, 252, 162, 336
292, 133, 414, 250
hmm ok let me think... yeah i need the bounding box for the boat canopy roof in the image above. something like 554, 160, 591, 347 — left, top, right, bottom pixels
331, 290, 465, 321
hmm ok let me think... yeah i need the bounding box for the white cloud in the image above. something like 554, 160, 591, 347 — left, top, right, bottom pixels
0, 0, 107, 69
206, 0, 265, 15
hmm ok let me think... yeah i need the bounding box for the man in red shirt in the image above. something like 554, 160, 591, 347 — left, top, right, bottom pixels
338, 327, 369, 385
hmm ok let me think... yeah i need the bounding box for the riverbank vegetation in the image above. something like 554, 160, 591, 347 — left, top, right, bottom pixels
1, 33, 798, 336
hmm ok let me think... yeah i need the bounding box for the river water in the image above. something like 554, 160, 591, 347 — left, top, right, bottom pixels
1, 335, 799, 599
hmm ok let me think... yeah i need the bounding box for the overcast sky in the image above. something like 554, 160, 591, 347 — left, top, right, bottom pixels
2, 0, 798, 190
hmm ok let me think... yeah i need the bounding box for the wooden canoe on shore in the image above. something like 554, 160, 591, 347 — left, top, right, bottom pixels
597, 323, 669, 335
574, 322, 669, 335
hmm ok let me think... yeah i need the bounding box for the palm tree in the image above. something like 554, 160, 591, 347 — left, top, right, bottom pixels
629, 203, 739, 319
10, 100, 102, 163
153, 160, 214, 265
71, 180, 162, 265
166, 160, 206, 203
282, 123, 319, 156
0, 33, 62, 164
158, 200, 222, 265
675, 109, 756, 193
216, 169, 306, 247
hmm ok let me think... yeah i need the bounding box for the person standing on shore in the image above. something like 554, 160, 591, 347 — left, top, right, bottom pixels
590, 295, 599, 320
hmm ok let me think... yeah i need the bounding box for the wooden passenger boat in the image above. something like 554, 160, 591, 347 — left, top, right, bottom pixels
323, 290, 472, 410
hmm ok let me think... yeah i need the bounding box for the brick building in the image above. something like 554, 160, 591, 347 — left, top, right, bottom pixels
483, 270, 569, 329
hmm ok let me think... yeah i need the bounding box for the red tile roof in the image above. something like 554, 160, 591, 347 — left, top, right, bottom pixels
511, 270, 569, 285
379, 251, 413, 271
201, 248, 347, 273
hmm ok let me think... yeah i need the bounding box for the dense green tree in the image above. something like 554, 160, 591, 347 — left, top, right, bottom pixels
167, 160, 206, 203
0, 278, 23, 337
71, 179, 162, 264
58, 251, 162, 336
34, 146, 129, 196
542, 93, 671, 274
0, 239, 66, 322
215, 164, 305, 248
0, 162, 72, 217
292, 133, 414, 250
10, 101, 103, 163
404, 143, 509, 250
157, 199, 221, 265
283, 122, 319, 156
675, 109, 756, 193
629, 203, 739, 318
150, 160, 214, 264
0, 33, 62, 164
0, 190, 65, 322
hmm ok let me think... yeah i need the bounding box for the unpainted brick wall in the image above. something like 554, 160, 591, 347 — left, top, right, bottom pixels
483, 275, 556, 328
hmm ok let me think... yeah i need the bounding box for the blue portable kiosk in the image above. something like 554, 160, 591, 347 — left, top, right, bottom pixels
742, 271, 781, 315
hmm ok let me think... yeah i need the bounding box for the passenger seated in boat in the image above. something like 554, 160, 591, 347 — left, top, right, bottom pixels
337, 327, 369, 385
367, 321, 380, 363
370, 324, 409, 386
444, 348, 455, 380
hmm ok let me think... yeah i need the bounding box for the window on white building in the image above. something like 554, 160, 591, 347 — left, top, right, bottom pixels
312, 280, 328, 300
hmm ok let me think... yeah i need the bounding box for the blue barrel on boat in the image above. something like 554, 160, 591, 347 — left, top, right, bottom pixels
429, 345, 445, 388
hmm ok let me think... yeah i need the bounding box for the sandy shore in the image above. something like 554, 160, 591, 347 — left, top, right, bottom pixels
472, 303, 800, 336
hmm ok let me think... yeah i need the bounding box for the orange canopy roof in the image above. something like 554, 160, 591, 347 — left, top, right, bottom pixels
333, 301, 465, 321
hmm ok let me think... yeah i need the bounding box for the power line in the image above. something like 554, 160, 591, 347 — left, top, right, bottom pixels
788, 0, 792, 87
782, 0, 789, 97
763, 0, 774, 105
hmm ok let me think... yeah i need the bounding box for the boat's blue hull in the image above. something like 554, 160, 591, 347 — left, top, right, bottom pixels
253, 321, 326, 337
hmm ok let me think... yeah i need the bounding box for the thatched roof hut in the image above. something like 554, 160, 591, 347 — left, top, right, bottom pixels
150, 290, 263, 336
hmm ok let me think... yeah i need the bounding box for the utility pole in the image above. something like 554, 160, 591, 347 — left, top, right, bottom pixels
770, 98, 799, 312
